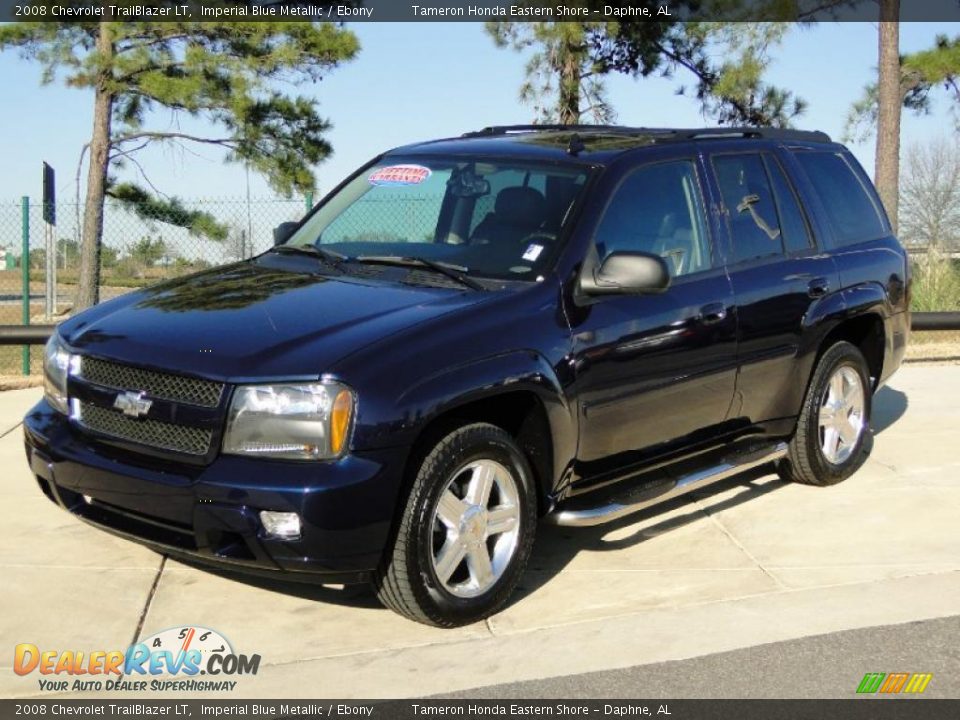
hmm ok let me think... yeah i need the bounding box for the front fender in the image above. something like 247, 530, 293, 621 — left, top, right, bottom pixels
399, 351, 575, 492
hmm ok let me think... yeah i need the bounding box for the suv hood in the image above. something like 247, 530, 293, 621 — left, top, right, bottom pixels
59, 262, 492, 381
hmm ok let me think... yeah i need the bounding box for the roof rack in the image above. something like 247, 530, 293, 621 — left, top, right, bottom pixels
463, 124, 664, 137
671, 127, 832, 143
463, 124, 831, 144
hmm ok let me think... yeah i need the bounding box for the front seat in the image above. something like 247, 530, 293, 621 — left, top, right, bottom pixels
470, 186, 547, 248
654, 213, 698, 276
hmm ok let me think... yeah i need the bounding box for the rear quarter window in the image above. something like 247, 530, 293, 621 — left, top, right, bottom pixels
793, 151, 887, 247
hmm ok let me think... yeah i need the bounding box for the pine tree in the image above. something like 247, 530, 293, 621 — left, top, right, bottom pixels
486, 22, 617, 125
587, 20, 805, 128
0, 11, 358, 309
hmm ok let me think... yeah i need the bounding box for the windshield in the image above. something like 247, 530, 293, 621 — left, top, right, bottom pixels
284, 156, 590, 281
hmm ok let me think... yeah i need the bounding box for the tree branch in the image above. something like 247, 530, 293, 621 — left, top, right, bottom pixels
114, 60, 186, 84
115, 33, 190, 54
126, 153, 167, 199
75, 142, 89, 247
109, 140, 150, 163
111, 131, 239, 148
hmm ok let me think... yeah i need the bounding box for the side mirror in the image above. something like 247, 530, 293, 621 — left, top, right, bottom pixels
273, 221, 299, 246
578, 251, 671, 298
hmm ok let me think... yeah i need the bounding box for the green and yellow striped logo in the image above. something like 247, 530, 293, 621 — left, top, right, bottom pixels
857, 672, 933, 694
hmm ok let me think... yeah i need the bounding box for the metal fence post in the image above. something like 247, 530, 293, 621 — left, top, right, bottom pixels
304, 191, 313, 215
21, 196, 30, 375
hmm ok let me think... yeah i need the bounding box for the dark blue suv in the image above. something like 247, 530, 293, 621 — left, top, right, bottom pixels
24, 126, 910, 626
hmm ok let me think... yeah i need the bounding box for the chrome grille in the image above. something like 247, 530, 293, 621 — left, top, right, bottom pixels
77, 402, 213, 456
79, 356, 223, 408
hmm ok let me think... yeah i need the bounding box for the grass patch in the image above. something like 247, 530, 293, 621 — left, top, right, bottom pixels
0, 346, 43, 378
27, 271, 162, 289
911, 252, 960, 312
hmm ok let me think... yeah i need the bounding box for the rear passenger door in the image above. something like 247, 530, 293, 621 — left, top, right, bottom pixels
707, 150, 840, 427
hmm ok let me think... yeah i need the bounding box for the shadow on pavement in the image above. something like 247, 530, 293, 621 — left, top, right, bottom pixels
872, 386, 908, 435
170, 556, 383, 608
168, 464, 792, 616
165, 466, 786, 610
518, 465, 787, 597
170, 391, 907, 616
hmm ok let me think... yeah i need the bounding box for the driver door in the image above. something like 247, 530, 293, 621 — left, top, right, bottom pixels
570, 156, 738, 482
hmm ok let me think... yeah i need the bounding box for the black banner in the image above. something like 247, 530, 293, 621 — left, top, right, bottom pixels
2, 0, 960, 23
41, 162, 55, 226
2, 700, 960, 720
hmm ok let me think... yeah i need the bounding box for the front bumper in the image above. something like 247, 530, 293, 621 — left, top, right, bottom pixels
23, 400, 408, 584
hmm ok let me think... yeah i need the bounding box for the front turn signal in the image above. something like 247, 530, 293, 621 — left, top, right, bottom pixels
330, 389, 354, 456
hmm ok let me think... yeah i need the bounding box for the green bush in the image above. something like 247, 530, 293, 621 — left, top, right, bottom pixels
911, 249, 960, 312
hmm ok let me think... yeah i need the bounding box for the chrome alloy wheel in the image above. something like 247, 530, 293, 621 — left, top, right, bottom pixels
818, 365, 866, 465
430, 459, 522, 599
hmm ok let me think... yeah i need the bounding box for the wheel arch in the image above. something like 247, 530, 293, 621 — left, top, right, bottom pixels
802, 280, 888, 391
394, 350, 573, 495
412, 391, 558, 512
817, 310, 886, 390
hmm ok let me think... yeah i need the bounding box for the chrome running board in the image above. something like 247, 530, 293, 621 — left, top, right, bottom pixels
546, 442, 788, 528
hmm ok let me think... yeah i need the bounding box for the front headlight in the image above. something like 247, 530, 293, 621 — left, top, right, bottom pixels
222, 382, 355, 460
43, 334, 75, 414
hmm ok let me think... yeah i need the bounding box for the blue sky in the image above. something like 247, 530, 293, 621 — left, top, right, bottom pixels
0, 21, 957, 204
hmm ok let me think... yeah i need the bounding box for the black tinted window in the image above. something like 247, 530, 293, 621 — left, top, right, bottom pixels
713, 154, 784, 263
595, 161, 712, 277
794, 151, 886, 246
764, 156, 814, 253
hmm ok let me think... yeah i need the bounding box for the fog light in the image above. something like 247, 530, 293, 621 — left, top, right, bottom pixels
259, 511, 301, 540
83, 494, 93, 505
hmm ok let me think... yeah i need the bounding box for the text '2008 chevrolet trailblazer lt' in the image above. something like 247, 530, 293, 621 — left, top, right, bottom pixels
25, 125, 909, 626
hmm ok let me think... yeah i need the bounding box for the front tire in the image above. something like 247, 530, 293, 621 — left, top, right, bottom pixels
374, 423, 538, 627
779, 341, 872, 486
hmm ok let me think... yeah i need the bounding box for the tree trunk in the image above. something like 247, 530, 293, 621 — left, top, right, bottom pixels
875, 0, 901, 235
557, 39, 581, 125
75, 22, 114, 311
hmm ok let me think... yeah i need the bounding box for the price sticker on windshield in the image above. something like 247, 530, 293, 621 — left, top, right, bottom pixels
369, 164, 432, 187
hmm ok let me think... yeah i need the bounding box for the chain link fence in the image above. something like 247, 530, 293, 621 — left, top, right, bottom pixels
0, 196, 308, 375
3, 192, 958, 376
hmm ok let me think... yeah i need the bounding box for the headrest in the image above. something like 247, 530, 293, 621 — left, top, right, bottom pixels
495, 186, 546, 224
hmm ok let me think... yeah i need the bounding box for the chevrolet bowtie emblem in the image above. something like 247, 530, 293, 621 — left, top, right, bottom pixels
113, 391, 153, 418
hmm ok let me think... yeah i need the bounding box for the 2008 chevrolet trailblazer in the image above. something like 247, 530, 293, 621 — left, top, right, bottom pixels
24, 126, 909, 626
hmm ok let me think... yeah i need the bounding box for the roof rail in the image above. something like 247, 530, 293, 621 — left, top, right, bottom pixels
463, 124, 668, 137
671, 127, 832, 143
462, 124, 831, 144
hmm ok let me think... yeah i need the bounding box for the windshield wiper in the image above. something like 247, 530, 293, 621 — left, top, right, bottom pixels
352, 256, 483, 291
268, 244, 347, 269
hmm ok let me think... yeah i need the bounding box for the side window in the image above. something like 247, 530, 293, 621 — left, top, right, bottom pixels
764, 156, 814, 254
595, 160, 712, 277
713, 154, 784, 264
793, 151, 886, 246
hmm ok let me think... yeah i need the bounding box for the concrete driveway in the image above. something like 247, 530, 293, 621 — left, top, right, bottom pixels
1, 366, 958, 699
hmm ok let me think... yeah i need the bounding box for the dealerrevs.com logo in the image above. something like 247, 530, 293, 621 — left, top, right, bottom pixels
14, 626, 260, 693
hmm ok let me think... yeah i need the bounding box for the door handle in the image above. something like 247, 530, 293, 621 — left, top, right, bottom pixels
807, 277, 830, 298
698, 303, 728, 325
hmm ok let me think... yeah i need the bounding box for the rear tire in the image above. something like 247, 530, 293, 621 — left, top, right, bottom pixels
374, 423, 537, 627
779, 341, 872, 486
